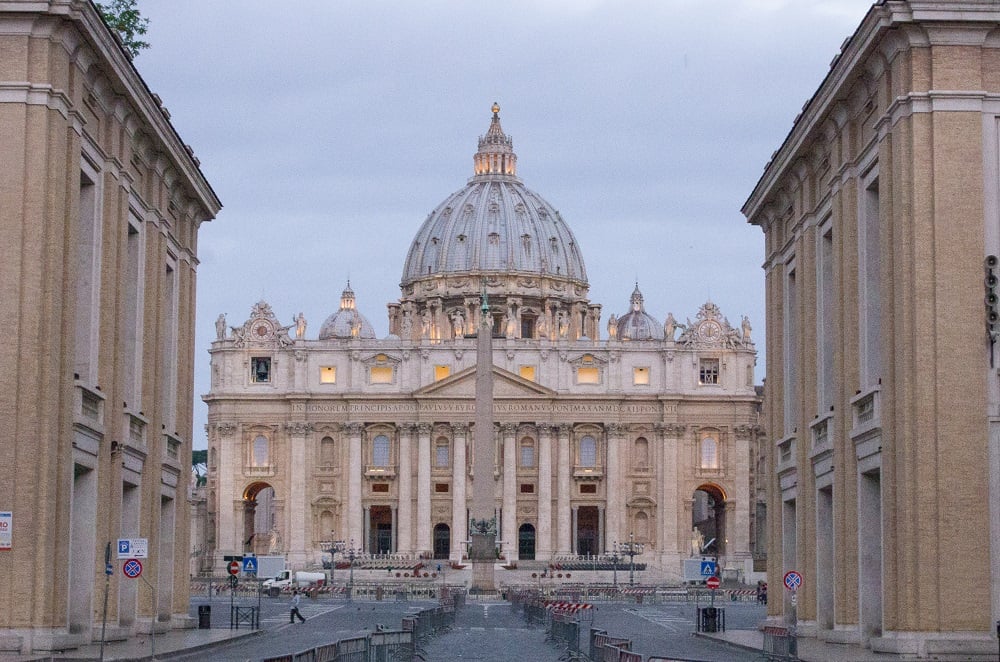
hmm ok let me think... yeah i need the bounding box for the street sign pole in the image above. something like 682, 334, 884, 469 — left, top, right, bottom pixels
99, 541, 111, 662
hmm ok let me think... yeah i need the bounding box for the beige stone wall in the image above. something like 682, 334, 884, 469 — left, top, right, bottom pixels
744, 1, 1000, 655
0, 1, 218, 654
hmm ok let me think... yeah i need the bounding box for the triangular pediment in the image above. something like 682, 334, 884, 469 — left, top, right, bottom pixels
414, 365, 556, 398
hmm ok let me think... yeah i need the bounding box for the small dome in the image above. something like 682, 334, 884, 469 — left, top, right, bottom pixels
318, 283, 376, 340
615, 284, 663, 341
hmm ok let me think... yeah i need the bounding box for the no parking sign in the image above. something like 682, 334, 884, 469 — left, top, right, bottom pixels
123, 558, 143, 579
783, 570, 802, 591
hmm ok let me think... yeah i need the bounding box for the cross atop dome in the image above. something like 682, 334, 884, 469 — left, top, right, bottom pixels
474, 101, 517, 178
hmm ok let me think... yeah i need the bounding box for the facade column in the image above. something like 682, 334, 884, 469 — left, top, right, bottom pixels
729, 427, 752, 560
557, 424, 572, 554
659, 424, 683, 567
285, 421, 312, 565
397, 423, 414, 555
215, 422, 237, 556
537, 423, 553, 559
416, 423, 432, 556
363, 506, 371, 554
598, 506, 605, 553
501, 423, 518, 561
451, 423, 469, 562
605, 423, 626, 550
572, 505, 579, 554
346, 422, 363, 549
391, 507, 397, 553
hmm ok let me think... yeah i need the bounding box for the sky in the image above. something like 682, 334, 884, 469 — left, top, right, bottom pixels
134, 0, 876, 450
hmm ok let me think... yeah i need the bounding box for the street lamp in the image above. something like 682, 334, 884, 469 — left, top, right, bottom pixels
345, 539, 359, 600
321, 536, 346, 585
616, 533, 644, 587
610, 543, 620, 589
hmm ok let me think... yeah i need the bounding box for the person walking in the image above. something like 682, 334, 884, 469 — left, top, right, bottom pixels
290, 588, 306, 623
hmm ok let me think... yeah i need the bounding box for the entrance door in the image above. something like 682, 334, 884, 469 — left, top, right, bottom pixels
576, 506, 599, 555
519, 523, 536, 560
369, 506, 393, 554
433, 523, 450, 559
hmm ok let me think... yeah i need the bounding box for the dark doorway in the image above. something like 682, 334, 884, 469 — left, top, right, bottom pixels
693, 484, 726, 556
519, 523, 536, 560
576, 506, 599, 556
433, 523, 450, 559
369, 505, 393, 554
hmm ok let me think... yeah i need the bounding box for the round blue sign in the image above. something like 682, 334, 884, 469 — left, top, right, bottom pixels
123, 558, 143, 578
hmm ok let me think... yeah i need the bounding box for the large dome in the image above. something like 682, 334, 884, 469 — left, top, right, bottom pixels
613, 285, 664, 341
401, 104, 587, 287
319, 284, 376, 340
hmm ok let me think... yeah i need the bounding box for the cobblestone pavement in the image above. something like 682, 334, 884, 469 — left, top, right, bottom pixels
417, 602, 565, 661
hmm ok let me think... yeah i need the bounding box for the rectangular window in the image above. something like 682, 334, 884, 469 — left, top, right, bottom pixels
633, 367, 650, 385
520, 443, 535, 467
121, 218, 144, 406
435, 483, 450, 493
74, 168, 101, 384
320, 366, 336, 384
251, 357, 271, 383
860, 172, 881, 389
434, 365, 450, 381
520, 483, 535, 494
519, 365, 536, 382
576, 367, 599, 384
579, 484, 597, 494
699, 359, 719, 385
370, 366, 393, 384
435, 441, 449, 467
373, 436, 390, 466
372, 483, 389, 493
818, 225, 835, 410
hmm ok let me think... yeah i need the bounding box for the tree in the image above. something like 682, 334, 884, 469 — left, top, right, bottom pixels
192, 449, 207, 467
95, 0, 149, 58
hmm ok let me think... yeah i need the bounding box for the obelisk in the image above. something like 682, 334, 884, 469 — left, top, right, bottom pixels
470, 286, 496, 592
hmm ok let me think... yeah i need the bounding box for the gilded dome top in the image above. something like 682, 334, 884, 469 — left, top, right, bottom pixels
400, 104, 588, 288
318, 283, 376, 340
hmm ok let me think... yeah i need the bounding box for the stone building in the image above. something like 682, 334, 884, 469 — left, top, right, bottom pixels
0, 1, 220, 654
205, 105, 761, 583
743, 1, 1000, 657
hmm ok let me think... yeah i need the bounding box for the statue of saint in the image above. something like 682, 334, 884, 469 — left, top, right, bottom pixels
451, 309, 465, 338
537, 313, 550, 340
691, 527, 705, 557
505, 307, 517, 339
421, 310, 432, 339
741, 315, 752, 344
268, 527, 282, 554
664, 313, 676, 341
607, 314, 618, 340
215, 313, 227, 340
557, 310, 569, 338
294, 312, 306, 339
399, 311, 413, 339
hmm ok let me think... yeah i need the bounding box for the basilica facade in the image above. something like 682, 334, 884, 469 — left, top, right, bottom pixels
204, 106, 761, 581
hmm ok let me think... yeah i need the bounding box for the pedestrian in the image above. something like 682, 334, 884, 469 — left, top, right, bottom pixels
290, 588, 306, 623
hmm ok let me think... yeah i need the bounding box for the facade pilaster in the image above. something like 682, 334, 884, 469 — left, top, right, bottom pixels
658, 423, 683, 563
346, 422, 363, 548
397, 423, 415, 554
285, 420, 312, 564
537, 423, 553, 559
216, 422, 237, 554
451, 423, 469, 562
605, 423, 626, 549
416, 423, 432, 555
501, 423, 517, 561
556, 423, 572, 554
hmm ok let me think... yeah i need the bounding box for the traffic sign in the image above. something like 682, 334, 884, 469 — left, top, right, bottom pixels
105, 563, 113, 576
706, 576, 721, 590
228, 560, 240, 576
783, 570, 803, 591
242, 556, 258, 575
122, 558, 143, 579
117, 538, 148, 559
700, 560, 717, 577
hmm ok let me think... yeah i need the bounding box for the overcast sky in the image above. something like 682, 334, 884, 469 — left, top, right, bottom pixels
135, 0, 875, 450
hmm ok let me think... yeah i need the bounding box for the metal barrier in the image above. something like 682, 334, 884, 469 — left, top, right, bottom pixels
230, 605, 259, 630
695, 606, 725, 633
260, 629, 414, 662
549, 611, 583, 659
591, 628, 634, 662
762, 626, 797, 661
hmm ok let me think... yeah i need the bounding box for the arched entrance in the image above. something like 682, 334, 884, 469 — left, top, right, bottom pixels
243, 482, 277, 555
433, 523, 450, 559
518, 523, 536, 560
692, 483, 727, 556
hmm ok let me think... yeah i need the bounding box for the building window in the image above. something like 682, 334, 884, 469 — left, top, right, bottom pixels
434, 365, 450, 381
435, 483, 450, 493
520, 483, 535, 494
435, 439, 450, 467
580, 483, 597, 494
373, 434, 390, 467
251, 357, 271, 383
579, 435, 597, 467
520, 439, 535, 467
633, 367, 650, 385
519, 365, 536, 382
252, 435, 269, 467
576, 367, 599, 384
370, 366, 393, 384
634, 437, 649, 469
521, 315, 536, 339
701, 437, 718, 469
320, 436, 335, 465
699, 358, 719, 385
320, 366, 336, 384
372, 483, 389, 493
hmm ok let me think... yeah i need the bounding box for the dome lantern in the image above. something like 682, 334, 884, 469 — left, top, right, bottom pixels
473, 102, 517, 178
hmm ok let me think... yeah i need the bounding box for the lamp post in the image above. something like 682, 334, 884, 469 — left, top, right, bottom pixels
610, 543, 620, 589
617, 533, 644, 587
321, 536, 346, 586
345, 539, 359, 600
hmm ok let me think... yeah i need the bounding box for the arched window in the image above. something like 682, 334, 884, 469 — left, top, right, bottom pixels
520, 438, 535, 467
435, 438, 450, 467
373, 434, 390, 467
320, 436, 336, 465
634, 437, 649, 469
252, 435, 268, 467
579, 435, 597, 467
701, 437, 718, 469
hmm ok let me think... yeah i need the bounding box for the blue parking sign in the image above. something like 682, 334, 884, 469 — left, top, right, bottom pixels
242, 556, 258, 574
700, 560, 717, 577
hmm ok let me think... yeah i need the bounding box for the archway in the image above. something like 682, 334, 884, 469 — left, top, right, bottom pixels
518, 523, 536, 560
243, 482, 277, 555
692, 483, 727, 556
433, 523, 450, 560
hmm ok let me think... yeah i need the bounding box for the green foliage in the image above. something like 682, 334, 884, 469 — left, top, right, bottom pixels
95, 0, 149, 58
192, 449, 207, 467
